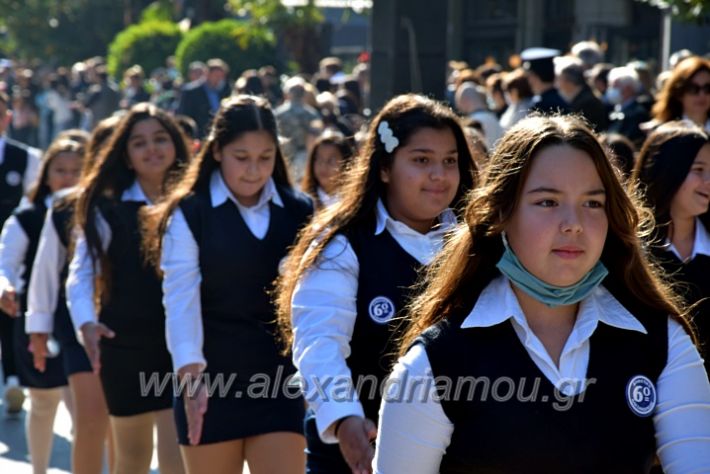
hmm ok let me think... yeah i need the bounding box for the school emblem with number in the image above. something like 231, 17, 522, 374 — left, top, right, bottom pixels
368, 296, 395, 324
625, 375, 657, 417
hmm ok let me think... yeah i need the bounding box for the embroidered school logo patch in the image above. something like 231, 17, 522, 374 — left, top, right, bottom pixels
625, 375, 657, 417
368, 296, 395, 324
5, 171, 21, 187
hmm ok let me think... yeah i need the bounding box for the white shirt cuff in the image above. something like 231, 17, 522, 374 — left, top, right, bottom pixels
315, 400, 366, 444
25, 311, 54, 333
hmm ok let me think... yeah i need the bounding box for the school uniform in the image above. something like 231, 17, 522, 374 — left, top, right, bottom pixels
25, 190, 93, 376
161, 170, 313, 445
374, 275, 710, 473
0, 137, 41, 383
291, 199, 455, 472
66, 181, 173, 416
653, 218, 710, 376
0, 196, 67, 388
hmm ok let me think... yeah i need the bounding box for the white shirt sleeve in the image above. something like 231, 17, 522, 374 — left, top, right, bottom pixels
65, 211, 111, 330
25, 210, 65, 333
655, 317, 710, 473
374, 344, 453, 474
22, 147, 42, 192
0, 215, 30, 298
160, 208, 206, 373
291, 234, 364, 443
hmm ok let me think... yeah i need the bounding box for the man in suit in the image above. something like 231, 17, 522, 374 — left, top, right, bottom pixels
0, 91, 41, 414
177, 58, 231, 139
555, 56, 609, 131
606, 66, 650, 148
521, 48, 571, 115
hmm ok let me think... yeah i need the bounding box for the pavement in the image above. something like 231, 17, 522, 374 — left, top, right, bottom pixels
0, 376, 253, 473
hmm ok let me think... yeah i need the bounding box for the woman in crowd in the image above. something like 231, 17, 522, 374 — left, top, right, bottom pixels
652, 56, 710, 132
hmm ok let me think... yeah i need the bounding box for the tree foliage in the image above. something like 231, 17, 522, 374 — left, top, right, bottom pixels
228, 0, 325, 73
174, 18, 278, 78
107, 21, 182, 79
637, 0, 710, 22
0, 0, 132, 64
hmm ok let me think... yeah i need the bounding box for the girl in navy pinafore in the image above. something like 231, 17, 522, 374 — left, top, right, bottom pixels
147, 95, 312, 473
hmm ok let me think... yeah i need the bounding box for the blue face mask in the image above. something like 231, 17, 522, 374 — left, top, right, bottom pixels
495, 232, 609, 307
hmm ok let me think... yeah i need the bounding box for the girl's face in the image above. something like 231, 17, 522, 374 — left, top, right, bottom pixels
681, 70, 710, 118
126, 118, 176, 182
505, 145, 609, 287
214, 130, 276, 207
380, 126, 460, 233
46, 151, 82, 193
670, 143, 710, 219
313, 143, 344, 195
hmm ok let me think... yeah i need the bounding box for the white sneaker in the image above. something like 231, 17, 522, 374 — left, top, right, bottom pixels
4, 375, 25, 414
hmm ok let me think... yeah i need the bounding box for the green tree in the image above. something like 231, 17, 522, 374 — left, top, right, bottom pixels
0, 0, 167, 65
228, 0, 325, 73
107, 21, 182, 79
637, 0, 710, 21
174, 18, 277, 78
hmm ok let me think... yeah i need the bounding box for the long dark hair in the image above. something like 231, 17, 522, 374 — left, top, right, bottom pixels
301, 130, 356, 209
74, 103, 191, 297
631, 121, 710, 244
143, 94, 292, 267
399, 115, 694, 355
276, 93, 479, 351
27, 138, 85, 204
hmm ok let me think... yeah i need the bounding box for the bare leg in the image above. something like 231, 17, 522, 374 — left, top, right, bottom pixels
244, 432, 306, 474
109, 412, 155, 474
180, 439, 245, 474
69, 372, 110, 474
155, 408, 185, 474
26, 387, 63, 474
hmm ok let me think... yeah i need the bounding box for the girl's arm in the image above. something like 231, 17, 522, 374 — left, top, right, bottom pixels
0, 215, 30, 315
26, 209, 65, 334
160, 208, 206, 373
65, 210, 111, 331
291, 234, 363, 443
655, 317, 710, 473
374, 344, 453, 474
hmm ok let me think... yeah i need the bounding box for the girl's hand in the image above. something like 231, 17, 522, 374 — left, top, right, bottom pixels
29, 333, 49, 372
337, 416, 377, 474
184, 381, 208, 445
179, 364, 208, 446
79, 322, 115, 374
0, 286, 18, 316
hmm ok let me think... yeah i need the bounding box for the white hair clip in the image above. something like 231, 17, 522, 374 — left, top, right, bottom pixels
377, 121, 399, 153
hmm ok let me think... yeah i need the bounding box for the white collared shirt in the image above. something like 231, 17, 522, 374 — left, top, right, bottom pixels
0, 137, 42, 192
66, 181, 152, 330
209, 170, 284, 240
317, 187, 339, 208
0, 195, 53, 301
160, 170, 284, 373
291, 199, 456, 443
374, 276, 710, 474
666, 218, 710, 262
681, 114, 710, 133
